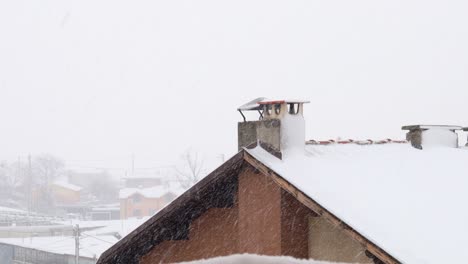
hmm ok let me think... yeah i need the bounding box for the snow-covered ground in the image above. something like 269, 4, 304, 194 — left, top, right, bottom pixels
0, 206, 65, 226
179, 254, 350, 264
0, 235, 117, 259
0, 217, 148, 259
0, 206, 27, 214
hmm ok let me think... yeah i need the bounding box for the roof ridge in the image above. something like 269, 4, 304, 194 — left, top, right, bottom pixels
306, 139, 408, 146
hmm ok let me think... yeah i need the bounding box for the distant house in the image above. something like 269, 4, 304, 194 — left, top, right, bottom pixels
119, 187, 176, 219
123, 175, 162, 189
98, 98, 468, 264
51, 181, 82, 205
88, 204, 121, 221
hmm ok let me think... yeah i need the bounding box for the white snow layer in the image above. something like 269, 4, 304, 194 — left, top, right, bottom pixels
0, 235, 118, 259
280, 113, 306, 157
0, 206, 27, 214
247, 143, 468, 264
421, 128, 458, 148
178, 254, 345, 264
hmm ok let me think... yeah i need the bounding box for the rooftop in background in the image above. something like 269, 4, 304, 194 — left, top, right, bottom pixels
307, 138, 407, 145
52, 181, 82, 192
119, 186, 180, 199
0, 206, 65, 226
402, 125, 463, 131
0, 235, 118, 259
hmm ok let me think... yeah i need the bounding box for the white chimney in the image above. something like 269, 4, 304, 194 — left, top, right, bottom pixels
464, 127, 468, 146
238, 98, 309, 159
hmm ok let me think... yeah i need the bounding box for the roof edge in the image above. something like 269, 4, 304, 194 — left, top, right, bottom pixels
97, 151, 245, 264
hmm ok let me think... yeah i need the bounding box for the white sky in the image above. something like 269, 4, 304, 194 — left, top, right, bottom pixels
1, 0, 468, 170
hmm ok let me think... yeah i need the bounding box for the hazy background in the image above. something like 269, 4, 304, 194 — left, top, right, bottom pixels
1, 0, 467, 170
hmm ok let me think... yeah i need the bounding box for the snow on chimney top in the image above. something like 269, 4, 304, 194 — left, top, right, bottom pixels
402, 125, 462, 149
237, 98, 309, 159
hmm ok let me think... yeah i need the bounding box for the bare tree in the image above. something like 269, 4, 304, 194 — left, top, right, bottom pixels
30, 154, 65, 213
0, 160, 27, 207
88, 171, 119, 202
175, 149, 205, 189
0, 162, 10, 197
32, 154, 65, 186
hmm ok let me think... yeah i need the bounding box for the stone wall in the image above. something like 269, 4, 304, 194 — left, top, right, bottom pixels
238, 120, 281, 158
309, 217, 372, 263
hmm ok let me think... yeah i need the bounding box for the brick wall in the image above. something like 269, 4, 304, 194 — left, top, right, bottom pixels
139, 163, 370, 263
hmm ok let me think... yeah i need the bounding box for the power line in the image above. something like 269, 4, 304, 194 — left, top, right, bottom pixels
80, 233, 115, 245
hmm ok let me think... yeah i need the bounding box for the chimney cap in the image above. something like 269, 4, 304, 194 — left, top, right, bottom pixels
402, 125, 462, 131
238, 98, 310, 111
258, 99, 310, 105
237, 97, 267, 111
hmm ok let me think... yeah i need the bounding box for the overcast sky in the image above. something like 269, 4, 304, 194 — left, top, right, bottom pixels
1, 0, 467, 170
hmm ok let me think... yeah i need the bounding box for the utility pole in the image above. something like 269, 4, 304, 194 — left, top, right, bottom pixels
74, 224, 80, 264
27, 155, 32, 223
131, 154, 135, 177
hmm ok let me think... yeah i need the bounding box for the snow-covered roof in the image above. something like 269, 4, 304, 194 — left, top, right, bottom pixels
0, 206, 26, 214
247, 142, 468, 264
119, 186, 174, 199
52, 181, 82, 191
0, 235, 118, 259
122, 173, 164, 180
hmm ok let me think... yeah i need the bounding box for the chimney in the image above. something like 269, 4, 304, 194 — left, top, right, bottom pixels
464, 127, 468, 146
402, 125, 462, 149
237, 98, 309, 159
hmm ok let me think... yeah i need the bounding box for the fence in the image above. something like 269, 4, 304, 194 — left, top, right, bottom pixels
0, 243, 96, 264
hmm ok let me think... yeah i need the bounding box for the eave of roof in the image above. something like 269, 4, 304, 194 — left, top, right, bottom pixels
97, 151, 245, 264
